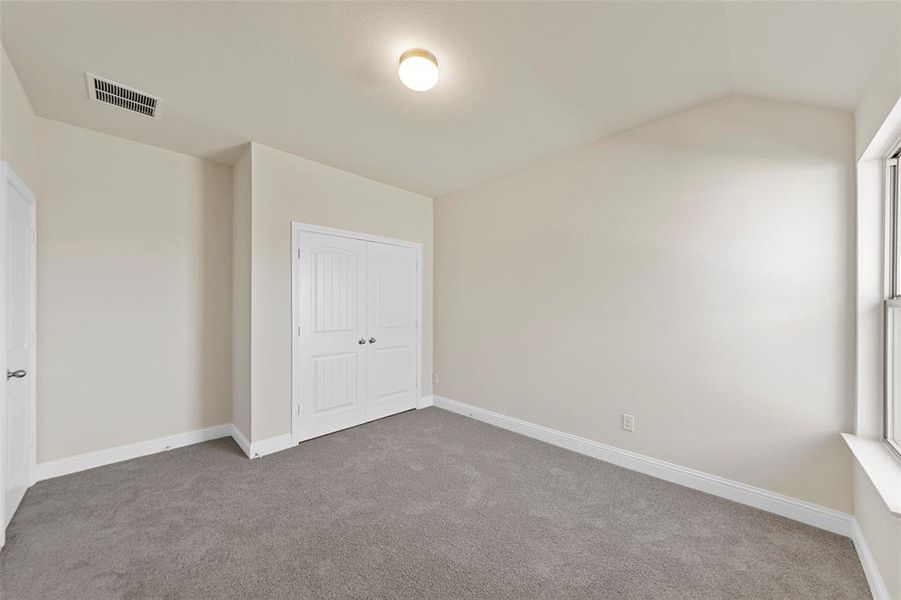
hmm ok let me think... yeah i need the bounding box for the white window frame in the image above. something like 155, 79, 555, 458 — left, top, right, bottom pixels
884, 147, 901, 459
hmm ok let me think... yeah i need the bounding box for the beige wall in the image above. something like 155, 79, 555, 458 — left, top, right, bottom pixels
232, 145, 252, 439
854, 4, 900, 162
854, 464, 901, 599
248, 143, 433, 441
854, 18, 900, 436
36, 118, 233, 461
853, 25, 901, 594
436, 96, 854, 512
1, 45, 37, 193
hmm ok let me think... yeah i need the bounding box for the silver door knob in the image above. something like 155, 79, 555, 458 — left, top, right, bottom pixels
6, 369, 26, 380
358, 338, 366, 345
369, 338, 376, 344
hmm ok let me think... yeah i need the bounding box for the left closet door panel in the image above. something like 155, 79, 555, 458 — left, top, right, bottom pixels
296, 231, 368, 441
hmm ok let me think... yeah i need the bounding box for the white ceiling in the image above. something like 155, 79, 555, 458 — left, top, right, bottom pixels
1, 1, 897, 197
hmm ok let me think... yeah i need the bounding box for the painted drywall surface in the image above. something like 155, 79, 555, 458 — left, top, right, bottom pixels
852, 31, 901, 595
248, 142, 433, 442
231, 145, 252, 440
854, 5, 901, 161
36, 118, 233, 461
436, 96, 854, 512
854, 15, 901, 438
1, 45, 37, 192
854, 463, 901, 598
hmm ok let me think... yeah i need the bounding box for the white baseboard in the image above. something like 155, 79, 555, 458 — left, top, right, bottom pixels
418, 395, 434, 409
249, 433, 295, 458
34, 422, 296, 481
433, 396, 854, 538
35, 424, 234, 482
851, 518, 891, 600
230, 425, 252, 458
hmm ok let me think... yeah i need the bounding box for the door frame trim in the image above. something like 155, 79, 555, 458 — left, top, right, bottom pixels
290, 222, 423, 445
0, 162, 37, 548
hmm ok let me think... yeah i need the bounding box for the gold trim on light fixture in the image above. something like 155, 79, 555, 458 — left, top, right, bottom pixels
399, 48, 437, 68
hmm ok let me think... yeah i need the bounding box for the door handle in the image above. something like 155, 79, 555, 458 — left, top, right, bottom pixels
6, 369, 26, 380
358, 338, 366, 345
369, 338, 376, 344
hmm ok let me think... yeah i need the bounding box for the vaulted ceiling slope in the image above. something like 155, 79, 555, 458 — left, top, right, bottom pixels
1, 1, 898, 197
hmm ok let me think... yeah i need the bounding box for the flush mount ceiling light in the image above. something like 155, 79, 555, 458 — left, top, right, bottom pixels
398, 48, 439, 92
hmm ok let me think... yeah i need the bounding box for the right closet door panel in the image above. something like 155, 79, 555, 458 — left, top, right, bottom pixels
365, 241, 418, 421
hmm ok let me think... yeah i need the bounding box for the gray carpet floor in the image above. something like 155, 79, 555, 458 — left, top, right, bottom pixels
0, 407, 870, 599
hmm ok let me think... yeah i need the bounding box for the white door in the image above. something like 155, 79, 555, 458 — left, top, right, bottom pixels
296, 231, 368, 441
294, 227, 420, 443
366, 242, 418, 420
2, 166, 36, 533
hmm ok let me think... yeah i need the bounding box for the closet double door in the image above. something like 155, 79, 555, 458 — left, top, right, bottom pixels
294, 228, 420, 442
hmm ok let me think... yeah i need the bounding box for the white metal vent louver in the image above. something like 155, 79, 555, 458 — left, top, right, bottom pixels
85, 73, 159, 118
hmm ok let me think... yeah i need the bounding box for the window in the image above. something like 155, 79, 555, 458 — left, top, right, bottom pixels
885, 149, 901, 457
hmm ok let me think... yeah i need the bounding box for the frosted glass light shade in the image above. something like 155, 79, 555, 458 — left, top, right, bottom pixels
398, 49, 439, 92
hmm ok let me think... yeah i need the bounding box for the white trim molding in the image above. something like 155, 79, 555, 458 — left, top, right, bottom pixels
34, 424, 298, 482
418, 395, 434, 409
851, 518, 891, 600
249, 433, 295, 459
433, 396, 854, 537
35, 424, 234, 482
230, 425, 252, 458
842, 433, 901, 517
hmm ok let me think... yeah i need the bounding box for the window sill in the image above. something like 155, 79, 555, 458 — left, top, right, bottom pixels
842, 433, 901, 517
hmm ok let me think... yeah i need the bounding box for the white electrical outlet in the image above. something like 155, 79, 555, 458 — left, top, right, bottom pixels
432, 373, 440, 385
622, 413, 636, 432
